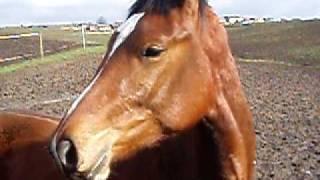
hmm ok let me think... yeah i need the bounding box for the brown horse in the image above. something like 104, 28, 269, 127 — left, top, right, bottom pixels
0, 111, 64, 180
50, 0, 256, 179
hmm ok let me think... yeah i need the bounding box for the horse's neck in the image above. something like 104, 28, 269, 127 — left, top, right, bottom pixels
199, 7, 252, 124
201, 8, 256, 174
109, 122, 222, 180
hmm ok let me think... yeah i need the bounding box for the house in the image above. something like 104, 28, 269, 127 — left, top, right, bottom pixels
97, 24, 113, 32
87, 24, 98, 32
224, 16, 245, 25
255, 17, 266, 23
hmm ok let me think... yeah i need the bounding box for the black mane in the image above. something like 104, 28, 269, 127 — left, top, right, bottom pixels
128, 0, 208, 17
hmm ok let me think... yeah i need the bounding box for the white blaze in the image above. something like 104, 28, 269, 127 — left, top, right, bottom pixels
108, 12, 145, 59
64, 13, 145, 118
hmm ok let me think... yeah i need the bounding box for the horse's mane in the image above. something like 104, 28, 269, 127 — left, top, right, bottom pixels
128, 0, 208, 17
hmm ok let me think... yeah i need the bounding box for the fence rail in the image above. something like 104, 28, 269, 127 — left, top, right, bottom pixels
0, 32, 40, 40
0, 29, 111, 64
0, 32, 44, 63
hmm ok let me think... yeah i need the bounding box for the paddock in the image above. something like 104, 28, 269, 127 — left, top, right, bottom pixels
0, 19, 319, 179
0, 53, 318, 179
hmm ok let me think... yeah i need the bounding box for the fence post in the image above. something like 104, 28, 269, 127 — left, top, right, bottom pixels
39, 32, 44, 59
81, 25, 86, 50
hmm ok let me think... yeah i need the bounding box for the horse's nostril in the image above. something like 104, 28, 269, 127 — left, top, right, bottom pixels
57, 139, 78, 172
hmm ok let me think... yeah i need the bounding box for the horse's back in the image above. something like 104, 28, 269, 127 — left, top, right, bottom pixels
0, 111, 64, 180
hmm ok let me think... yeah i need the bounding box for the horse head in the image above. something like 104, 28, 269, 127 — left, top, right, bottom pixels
50, 0, 256, 179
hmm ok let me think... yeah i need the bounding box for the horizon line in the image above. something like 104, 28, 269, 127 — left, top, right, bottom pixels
1, 15, 319, 28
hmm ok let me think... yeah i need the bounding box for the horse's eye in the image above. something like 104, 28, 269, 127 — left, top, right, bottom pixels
142, 46, 165, 58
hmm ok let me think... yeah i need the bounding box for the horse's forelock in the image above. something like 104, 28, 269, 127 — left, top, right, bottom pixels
128, 0, 208, 18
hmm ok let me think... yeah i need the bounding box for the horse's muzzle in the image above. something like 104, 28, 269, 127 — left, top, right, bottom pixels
50, 137, 85, 179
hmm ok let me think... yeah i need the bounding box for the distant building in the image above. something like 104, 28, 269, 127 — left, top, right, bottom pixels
61, 23, 113, 33
224, 16, 245, 25
26, 25, 48, 29
270, 18, 282, 23
220, 15, 278, 26
111, 21, 123, 30
255, 17, 266, 23
97, 24, 113, 32
86, 24, 98, 32
86, 24, 113, 32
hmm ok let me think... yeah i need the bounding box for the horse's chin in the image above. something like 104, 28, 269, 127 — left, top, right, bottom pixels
86, 168, 111, 180
85, 166, 111, 180
69, 151, 113, 180
69, 165, 111, 180
85, 153, 113, 180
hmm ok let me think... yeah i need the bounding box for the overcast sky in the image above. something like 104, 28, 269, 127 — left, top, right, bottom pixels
0, 0, 319, 26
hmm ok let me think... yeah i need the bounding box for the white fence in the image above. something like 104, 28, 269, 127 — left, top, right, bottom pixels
0, 32, 44, 63
0, 32, 40, 40
0, 28, 113, 64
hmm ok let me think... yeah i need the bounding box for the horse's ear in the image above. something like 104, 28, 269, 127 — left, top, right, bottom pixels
181, 0, 201, 17
179, 0, 203, 28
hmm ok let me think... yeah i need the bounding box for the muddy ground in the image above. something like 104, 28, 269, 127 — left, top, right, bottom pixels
0, 56, 319, 179
0, 37, 79, 60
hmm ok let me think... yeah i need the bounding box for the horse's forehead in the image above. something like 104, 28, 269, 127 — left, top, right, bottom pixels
108, 13, 145, 59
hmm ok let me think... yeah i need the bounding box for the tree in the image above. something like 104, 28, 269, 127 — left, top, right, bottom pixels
96, 16, 107, 24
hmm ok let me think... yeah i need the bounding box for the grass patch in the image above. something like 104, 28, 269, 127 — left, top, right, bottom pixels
0, 46, 106, 74
227, 20, 320, 66
288, 46, 320, 65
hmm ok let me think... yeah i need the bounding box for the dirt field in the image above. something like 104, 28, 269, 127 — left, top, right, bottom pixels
228, 20, 320, 66
0, 36, 79, 60
0, 53, 319, 179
